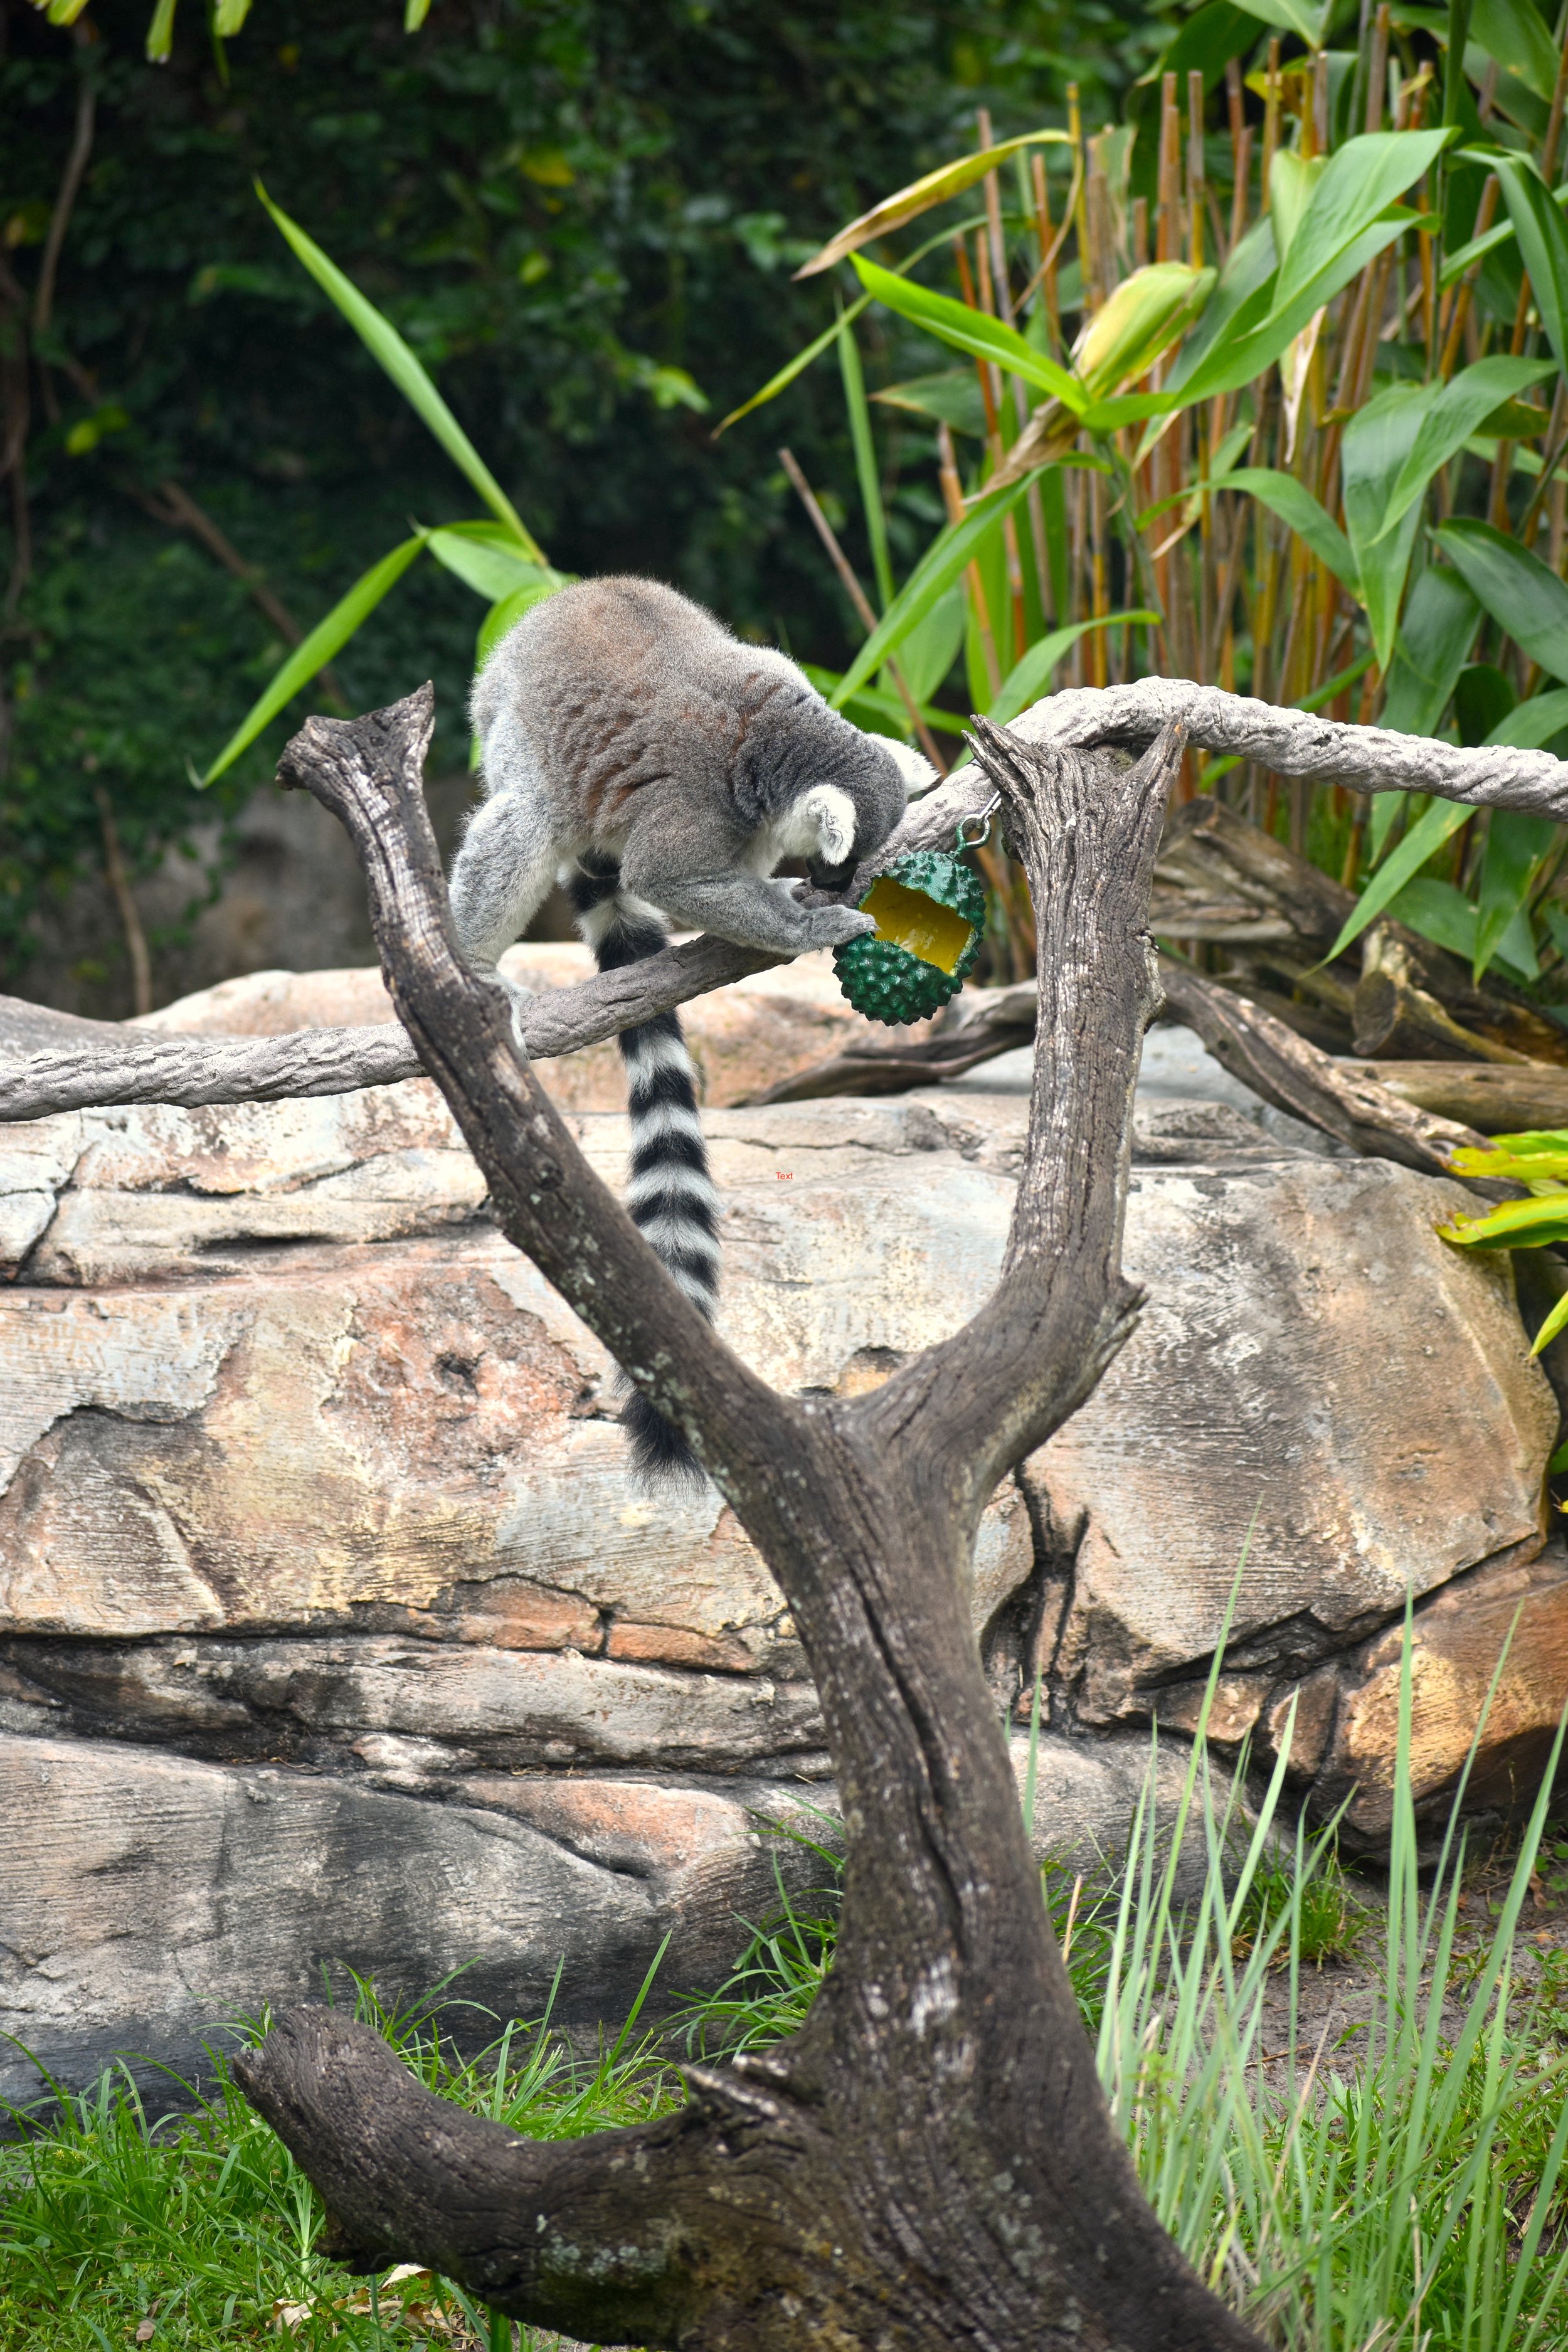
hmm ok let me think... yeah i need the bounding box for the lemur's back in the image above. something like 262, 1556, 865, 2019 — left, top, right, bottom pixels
470, 575, 854, 842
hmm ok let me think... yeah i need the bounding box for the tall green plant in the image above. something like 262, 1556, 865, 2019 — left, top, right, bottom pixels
726, 3, 1568, 987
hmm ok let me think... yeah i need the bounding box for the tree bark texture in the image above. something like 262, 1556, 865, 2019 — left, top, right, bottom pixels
0, 931, 775, 1123
233, 686, 1264, 2352
890, 680, 1568, 871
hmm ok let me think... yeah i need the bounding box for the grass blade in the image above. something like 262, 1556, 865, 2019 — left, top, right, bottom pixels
203, 534, 428, 785
255, 183, 546, 561
829, 472, 1045, 708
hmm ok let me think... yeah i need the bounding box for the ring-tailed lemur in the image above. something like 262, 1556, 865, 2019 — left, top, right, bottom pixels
450, 574, 932, 1486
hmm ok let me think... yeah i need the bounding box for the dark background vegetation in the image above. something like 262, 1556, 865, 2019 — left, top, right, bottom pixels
0, 0, 1155, 1011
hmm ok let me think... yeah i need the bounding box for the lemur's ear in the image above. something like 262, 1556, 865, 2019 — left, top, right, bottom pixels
869, 735, 940, 798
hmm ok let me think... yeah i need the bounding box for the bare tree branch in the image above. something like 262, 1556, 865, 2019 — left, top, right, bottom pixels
883, 679, 1568, 871
13, 679, 1568, 1128
862, 716, 1190, 1515
0, 931, 775, 1122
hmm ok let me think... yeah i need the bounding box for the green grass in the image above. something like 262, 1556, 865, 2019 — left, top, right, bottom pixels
6, 1638, 1568, 2350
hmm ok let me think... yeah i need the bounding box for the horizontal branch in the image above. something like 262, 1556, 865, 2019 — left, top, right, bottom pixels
882, 679, 1568, 869
0, 933, 773, 1125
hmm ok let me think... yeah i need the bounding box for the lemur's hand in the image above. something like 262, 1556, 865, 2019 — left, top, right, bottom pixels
794, 902, 877, 949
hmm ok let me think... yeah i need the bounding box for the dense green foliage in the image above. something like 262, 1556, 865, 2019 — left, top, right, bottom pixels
0, 0, 1153, 994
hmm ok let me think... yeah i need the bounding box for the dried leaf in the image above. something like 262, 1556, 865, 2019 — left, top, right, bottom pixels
795, 134, 1069, 278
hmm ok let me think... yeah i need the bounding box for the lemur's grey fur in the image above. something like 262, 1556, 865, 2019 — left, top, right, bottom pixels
450, 575, 931, 1486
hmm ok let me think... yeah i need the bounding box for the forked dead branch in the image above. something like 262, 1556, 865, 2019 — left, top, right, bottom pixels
231, 686, 1268, 2352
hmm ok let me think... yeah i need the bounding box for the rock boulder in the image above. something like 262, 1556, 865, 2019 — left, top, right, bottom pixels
0, 965, 1561, 2098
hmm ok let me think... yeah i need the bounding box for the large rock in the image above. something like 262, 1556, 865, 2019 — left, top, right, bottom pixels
0, 963, 1561, 2093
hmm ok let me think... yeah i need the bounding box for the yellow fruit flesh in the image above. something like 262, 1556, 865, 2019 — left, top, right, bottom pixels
860, 877, 975, 975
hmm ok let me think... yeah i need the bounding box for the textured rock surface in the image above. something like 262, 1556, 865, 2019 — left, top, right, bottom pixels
1, 983, 1561, 2095
1032, 1149, 1554, 1730
1305, 1543, 1568, 1837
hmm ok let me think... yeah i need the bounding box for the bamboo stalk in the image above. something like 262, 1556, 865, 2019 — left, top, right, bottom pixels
1228, 124, 1252, 256
1261, 40, 1282, 204
778, 449, 948, 774
1067, 82, 1091, 305
1439, 176, 1499, 378
1187, 70, 1206, 272
1365, 3, 1391, 131
938, 423, 1002, 697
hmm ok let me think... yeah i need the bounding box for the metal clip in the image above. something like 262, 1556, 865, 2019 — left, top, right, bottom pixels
955, 793, 1002, 852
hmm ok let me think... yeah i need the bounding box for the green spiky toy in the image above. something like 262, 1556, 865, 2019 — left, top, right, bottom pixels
833, 849, 986, 1025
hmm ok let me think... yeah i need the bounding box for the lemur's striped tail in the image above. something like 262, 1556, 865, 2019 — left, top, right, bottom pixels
566, 854, 718, 1488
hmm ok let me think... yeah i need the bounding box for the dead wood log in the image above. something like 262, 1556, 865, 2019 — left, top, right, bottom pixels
739, 979, 1038, 1104
1148, 797, 1568, 1066
1156, 958, 1490, 1177
1345, 1060, 1568, 1132
232, 685, 1263, 2352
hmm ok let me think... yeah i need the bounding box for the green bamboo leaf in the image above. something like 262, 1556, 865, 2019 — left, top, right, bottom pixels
795, 132, 1071, 278
1473, 808, 1555, 981
146, 0, 177, 61
1269, 151, 1327, 265
1226, 467, 1359, 595
1380, 564, 1479, 739
872, 369, 990, 438
426, 524, 559, 603
798, 662, 967, 735
476, 575, 571, 671
1073, 263, 1216, 403
204, 534, 428, 785
1530, 1288, 1568, 1354
1435, 518, 1568, 684
895, 584, 967, 704
830, 473, 1046, 708
1449, 1132, 1568, 1180
1140, 1, 1261, 93
988, 612, 1161, 726
1488, 686, 1568, 749
1162, 215, 1278, 397
255, 183, 546, 562
716, 292, 874, 435
1342, 386, 1427, 670
1174, 131, 1451, 404
1489, 154, 1568, 382
1323, 794, 1473, 964
1370, 356, 1555, 546
1471, 0, 1560, 102
1386, 873, 1537, 979
1438, 1190, 1568, 1249
1439, 179, 1568, 288
1231, 0, 1331, 44
852, 256, 1086, 410
839, 310, 894, 611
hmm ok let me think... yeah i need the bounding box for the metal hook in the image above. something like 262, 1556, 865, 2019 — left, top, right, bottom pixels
955, 793, 1002, 852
